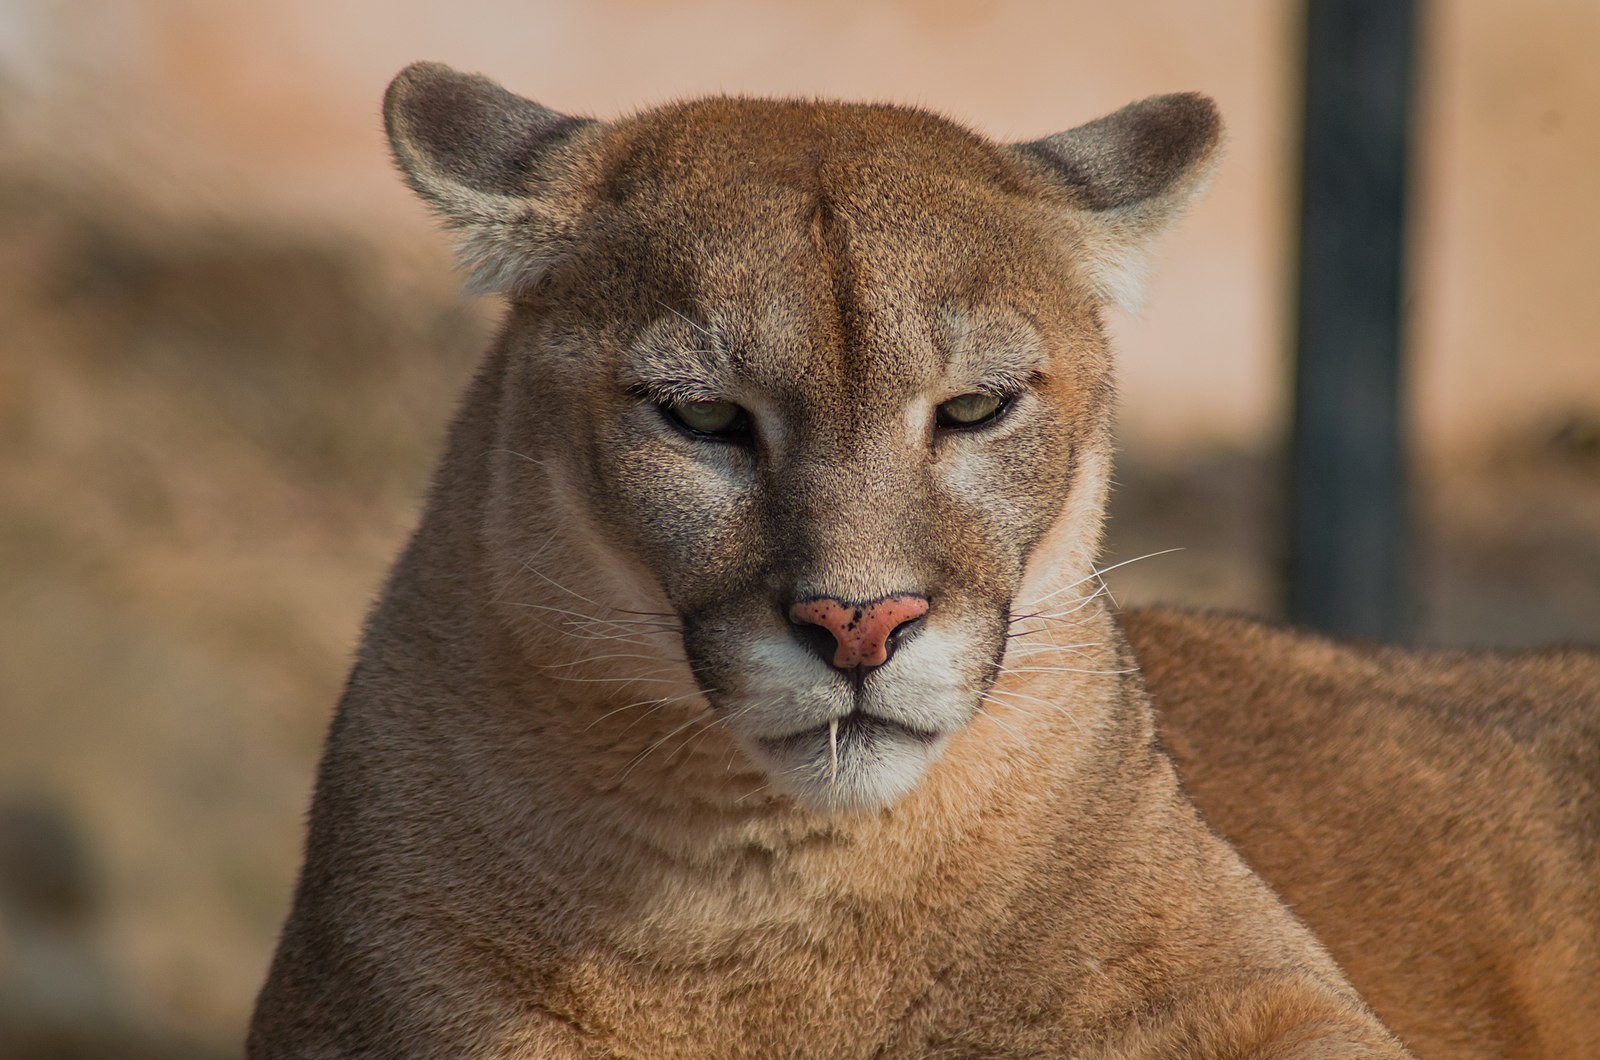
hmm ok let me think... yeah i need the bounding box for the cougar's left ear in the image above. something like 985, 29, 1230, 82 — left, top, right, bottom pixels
1014, 93, 1222, 309
384, 61, 600, 294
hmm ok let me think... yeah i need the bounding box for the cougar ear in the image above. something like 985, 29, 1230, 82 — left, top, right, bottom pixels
383, 61, 599, 294
1014, 93, 1222, 309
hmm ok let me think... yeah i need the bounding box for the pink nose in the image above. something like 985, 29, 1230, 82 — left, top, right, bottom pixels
788, 594, 930, 672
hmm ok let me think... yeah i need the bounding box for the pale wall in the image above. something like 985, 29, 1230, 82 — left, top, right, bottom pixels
5, 0, 1597, 457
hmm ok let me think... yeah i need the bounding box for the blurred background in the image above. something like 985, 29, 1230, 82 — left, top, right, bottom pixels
1, 0, 1597, 1055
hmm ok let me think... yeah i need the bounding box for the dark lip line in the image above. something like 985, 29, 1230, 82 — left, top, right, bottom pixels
758, 710, 945, 750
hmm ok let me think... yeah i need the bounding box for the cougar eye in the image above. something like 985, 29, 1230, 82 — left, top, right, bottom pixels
664, 399, 750, 440
935, 392, 1009, 429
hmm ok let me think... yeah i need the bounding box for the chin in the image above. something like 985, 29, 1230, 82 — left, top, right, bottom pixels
746, 713, 953, 813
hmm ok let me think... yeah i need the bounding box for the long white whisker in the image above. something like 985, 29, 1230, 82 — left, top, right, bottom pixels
974, 700, 1031, 750
669, 712, 733, 765
734, 779, 778, 805
553, 627, 680, 644
657, 300, 717, 340
611, 709, 718, 786
582, 688, 711, 733
1013, 585, 1111, 624
1020, 548, 1184, 609
984, 688, 1087, 737
984, 685, 1061, 706
1009, 586, 1110, 628
507, 600, 678, 628
515, 559, 676, 619
538, 651, 686, 671
491, 446, 553, 471
998, 665, 1138, 677
545, 671, 689, 686
1003, 641, 1098, 656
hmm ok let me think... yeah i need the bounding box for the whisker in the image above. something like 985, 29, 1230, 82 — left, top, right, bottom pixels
611, 708, 718, 787
1013, 585, 1112, 623
538, 651, 686, 671
984, 685, 1066, 709
610, 700, 679, 740
669, 712, 733, 765
1008, 586, 1110, 627
553, 626, 681, 644
512, 609, 674, 628
974, 700, 1031, 750
582, 688, 710, 733
734, 780, 777, 805
997, 665, 1139, 677
515, 559, 676, 619
491, 446, 553, 471
1003, 640, 1098, 655
545, 671, 689, 686
613, 691, 721, 742
657, 300, 717, 340
1020, 548, 1184, 609
984, 687, 1087, 737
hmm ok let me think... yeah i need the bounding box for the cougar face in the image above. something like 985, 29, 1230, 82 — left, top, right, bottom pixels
495, 103, 1105, 809
385, 74, 1216, 811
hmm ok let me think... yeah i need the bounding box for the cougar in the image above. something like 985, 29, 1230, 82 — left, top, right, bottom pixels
249, 61, 1595, 1058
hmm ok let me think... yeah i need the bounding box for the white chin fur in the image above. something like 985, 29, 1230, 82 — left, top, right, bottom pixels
744, 723, 950, 813
725, 625, 979, 811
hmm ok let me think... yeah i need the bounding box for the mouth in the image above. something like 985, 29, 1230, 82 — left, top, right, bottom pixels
757, 710, 945, 754
746, 707, 953, 810
709, 624, 983, 809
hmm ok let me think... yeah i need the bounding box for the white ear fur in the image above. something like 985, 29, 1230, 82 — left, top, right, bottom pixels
1083, 226, 1157, 313
449, 212, 566, 297
383, 62, 598, 294
1013, 93, 1223, 310
1077, 162, 1220, 311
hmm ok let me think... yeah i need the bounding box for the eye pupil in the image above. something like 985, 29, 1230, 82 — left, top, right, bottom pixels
936, 392, 1007, 428
667, 400, 747, 438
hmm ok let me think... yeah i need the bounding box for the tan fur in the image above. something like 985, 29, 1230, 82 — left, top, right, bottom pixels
1122, 609, 1600, 1058
248, 64, 1413, 1057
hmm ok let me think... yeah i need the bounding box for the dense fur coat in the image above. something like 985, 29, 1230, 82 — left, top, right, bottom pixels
250, 62, 1593, 1058
1127, 611, 1600, 1058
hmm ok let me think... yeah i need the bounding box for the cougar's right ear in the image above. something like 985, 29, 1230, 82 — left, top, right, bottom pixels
384, 61, 600, 294
1013, 93, 1222, 310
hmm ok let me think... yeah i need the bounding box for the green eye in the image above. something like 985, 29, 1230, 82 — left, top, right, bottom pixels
665, 400, 749, 438
935, 392, 1008, 428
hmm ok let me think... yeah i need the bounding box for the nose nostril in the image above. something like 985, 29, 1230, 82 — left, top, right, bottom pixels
787, 593, 930, 674
792, 618, 842, 666
884, 613, 925, 658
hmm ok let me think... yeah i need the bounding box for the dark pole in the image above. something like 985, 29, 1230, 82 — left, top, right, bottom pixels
1287, 0, 1418, 640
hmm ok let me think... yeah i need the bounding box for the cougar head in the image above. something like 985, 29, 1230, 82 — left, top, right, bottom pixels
385, 63, 1220, 811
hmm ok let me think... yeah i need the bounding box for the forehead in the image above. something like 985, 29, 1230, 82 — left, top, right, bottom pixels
599, 98, 1053, 275
602, 97, 1033, 204
582, 98, 1081, 395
